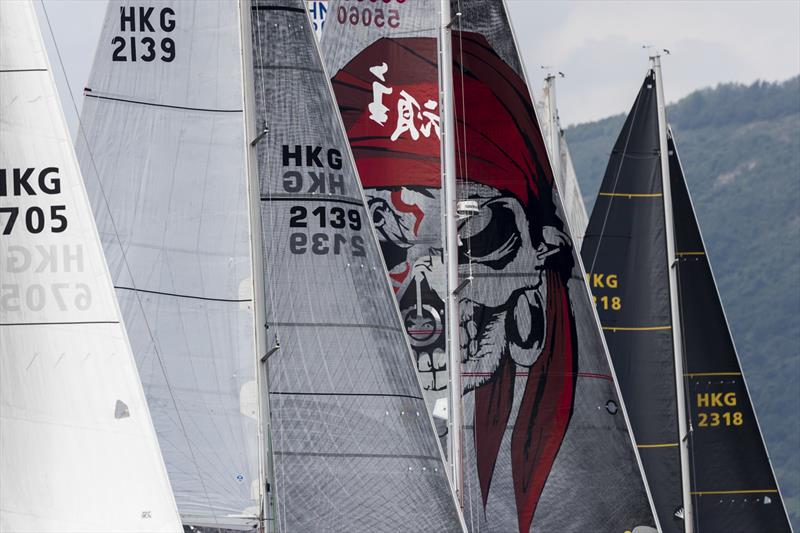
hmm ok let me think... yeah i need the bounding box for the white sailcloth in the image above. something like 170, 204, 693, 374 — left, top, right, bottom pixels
0, 1, 181, 531
537, 81, 589, 248
75, 1, 262, 528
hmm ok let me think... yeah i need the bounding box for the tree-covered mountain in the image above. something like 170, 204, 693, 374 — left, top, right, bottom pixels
566, 76, 800, 527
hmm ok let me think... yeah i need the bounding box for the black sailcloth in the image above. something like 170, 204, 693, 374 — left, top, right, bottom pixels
582, 71, 684, 533
670, 133, 792, 532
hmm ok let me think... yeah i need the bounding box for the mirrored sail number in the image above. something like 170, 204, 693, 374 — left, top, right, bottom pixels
289, 205, 365, 257
336, 1, 404, 29
1, 283, 92, 313
112, 6, 175, 62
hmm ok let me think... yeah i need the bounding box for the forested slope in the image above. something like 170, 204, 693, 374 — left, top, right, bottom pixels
567, 76, 800, 526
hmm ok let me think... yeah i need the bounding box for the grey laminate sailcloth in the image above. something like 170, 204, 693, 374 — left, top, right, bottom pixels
77, 0, 463, 531
250, 1, 463, 531
322, 1, 657, 531
77, 2, 261, 528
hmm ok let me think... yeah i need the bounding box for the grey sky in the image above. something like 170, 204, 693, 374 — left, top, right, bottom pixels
35, 0, 800, 131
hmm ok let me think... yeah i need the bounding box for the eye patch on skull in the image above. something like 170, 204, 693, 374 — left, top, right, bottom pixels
459, 199, 521, 270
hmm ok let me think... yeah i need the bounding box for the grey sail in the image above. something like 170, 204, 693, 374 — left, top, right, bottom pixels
249, 1, 464, 531
76, 2, 262, 528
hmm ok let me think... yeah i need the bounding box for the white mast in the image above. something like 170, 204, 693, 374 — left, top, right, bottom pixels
652, 53, 694, 533
239, 1, 275, 529
440, 0, 463, 508
543, 73, 562, 188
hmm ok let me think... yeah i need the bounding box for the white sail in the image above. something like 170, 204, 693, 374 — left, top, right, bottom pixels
537, 78, 589, 248
0, 1, 181, 531
75, 1, 262, 528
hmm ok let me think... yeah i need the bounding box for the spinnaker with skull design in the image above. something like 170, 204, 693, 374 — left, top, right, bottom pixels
322, 1, 657, 531
582, 57, 793, 533
77, 0, 464, 531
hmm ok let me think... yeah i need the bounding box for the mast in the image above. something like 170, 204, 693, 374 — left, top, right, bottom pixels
440, 0, 464, 507
543, 73, 562, 189
652, 53, 694, 533
238, 0, 274, 529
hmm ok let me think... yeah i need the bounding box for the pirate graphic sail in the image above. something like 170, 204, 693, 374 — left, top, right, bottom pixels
77, 0, 463, 531
581, 56, 793, 533
322, 1, 657, 531
0, 1, 180, 530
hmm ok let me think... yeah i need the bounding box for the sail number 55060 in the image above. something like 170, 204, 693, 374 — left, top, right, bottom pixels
336, 5, 401, 28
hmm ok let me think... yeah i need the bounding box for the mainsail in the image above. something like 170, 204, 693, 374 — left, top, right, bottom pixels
249, 1, 463, 530
322, 1, 657, 531
0, 1, 180, 531
77, 1, 263, 528
536, 75, 589, 247
582, 60, 792, 532
78, 0, 463, 531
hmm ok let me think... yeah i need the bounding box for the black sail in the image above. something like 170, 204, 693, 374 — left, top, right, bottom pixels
669, 132, 792, 532
582, 71, 684, 532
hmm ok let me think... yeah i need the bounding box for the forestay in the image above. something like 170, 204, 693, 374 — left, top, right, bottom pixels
250, 1, 464, 531
0, 1, 180, 531
76, 1, 262, 528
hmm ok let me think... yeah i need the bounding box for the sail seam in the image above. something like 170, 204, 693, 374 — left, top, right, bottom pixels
602, 325, 672, 331
83, 93, 242, 113
274, 451, 441, 461
0, 320, 120, 326
598, 192, 663, 198
691, 489, 778, 495
0, 68, 48, 73
114, 285, 252, 303
268, 321, 402, 331
260, 195, 363, 207
251, 5, 305, 13
270, 391, 423, 401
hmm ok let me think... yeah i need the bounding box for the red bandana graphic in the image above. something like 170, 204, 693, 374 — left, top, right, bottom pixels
333, 33, 578, 533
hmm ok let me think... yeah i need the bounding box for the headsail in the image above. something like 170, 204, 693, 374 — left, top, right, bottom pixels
669, 131, 792, 532
0, 1, 180, 530
323, 1, 657, 531
76, 1, 262, 528
582, 65, 793, 532
249, 1, 464, 530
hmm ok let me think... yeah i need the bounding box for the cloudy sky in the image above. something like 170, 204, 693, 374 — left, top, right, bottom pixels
35, 0, 800, 131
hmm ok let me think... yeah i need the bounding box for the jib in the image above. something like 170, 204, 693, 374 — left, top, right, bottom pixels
120, 6, 175, 32
0, 167, 60, 196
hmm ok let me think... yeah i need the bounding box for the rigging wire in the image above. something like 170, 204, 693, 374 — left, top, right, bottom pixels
37, 0, 220, 526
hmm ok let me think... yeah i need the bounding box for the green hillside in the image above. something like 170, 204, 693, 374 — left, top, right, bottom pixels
567, 76, 800, 526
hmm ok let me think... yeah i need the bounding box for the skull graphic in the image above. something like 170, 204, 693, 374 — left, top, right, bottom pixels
332, 33, 579, 533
